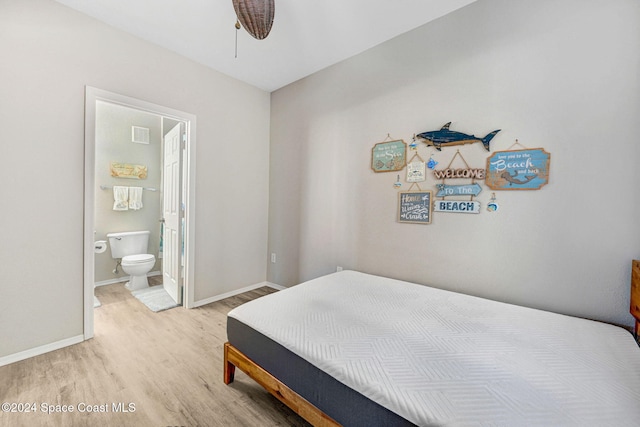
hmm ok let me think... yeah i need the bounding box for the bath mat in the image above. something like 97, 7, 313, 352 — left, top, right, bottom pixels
131, 286, 179, 313
94, 295, 101, 308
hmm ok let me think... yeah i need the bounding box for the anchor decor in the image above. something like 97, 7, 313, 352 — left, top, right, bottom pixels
486, 145, 551, 190
433, 150, 482, 214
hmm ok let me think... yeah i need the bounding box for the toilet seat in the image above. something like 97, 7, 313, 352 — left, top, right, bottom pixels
121, 253, 155, 291
122, 254, 155, 264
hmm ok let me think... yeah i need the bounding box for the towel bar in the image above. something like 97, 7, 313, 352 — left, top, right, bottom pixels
100, 185, 157, 192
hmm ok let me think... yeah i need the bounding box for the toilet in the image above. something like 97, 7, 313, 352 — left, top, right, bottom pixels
107, 230, 156, 291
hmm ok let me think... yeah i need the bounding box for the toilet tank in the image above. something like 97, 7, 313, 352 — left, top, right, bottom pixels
106, 231, 150, 259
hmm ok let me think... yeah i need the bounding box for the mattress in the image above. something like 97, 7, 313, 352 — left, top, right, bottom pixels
227, 270, 640, 426
227, 317, 415, 426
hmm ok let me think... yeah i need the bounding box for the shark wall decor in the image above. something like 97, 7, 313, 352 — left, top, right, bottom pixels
416, 122, 501, 151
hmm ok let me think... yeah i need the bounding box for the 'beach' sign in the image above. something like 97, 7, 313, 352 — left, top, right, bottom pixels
433, 200, 481, 214
485, 148, 550, 190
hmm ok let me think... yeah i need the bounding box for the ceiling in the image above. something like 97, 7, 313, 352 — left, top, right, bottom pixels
54, 0, 477, 92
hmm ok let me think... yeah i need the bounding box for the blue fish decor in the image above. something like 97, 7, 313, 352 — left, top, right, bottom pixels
416, 122, 501, 151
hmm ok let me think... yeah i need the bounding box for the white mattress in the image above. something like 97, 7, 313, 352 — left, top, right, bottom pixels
228, 271, 640, 426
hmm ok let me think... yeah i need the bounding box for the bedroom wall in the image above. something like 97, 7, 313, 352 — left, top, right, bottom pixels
0, 0, 270, 359
268, 0, 640, 327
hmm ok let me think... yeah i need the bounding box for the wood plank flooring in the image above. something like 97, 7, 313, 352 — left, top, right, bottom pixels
0, 281, 311, 427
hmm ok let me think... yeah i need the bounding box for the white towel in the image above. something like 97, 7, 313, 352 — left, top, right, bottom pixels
128, 186, 143, 210
113, 186, 129, 211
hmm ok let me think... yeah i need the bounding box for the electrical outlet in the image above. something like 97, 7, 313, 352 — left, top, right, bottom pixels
336, 266, 343, 272
271, 253, 277, 263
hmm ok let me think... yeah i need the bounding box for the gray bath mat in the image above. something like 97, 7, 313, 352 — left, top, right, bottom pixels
131, 286, 179, 312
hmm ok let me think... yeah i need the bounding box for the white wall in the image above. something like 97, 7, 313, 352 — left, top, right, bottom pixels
0, 0, 270, 359
269, 0, 640, 327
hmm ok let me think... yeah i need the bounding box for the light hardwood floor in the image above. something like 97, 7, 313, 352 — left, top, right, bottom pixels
0, 281, 311, 427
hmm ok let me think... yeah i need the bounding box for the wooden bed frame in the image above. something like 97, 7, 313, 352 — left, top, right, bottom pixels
224, 269, 640, 426
631, 260, 640, 337
223, 342, 340, 427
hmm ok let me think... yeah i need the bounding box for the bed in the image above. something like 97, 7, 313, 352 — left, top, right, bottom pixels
224, 270, 640, 426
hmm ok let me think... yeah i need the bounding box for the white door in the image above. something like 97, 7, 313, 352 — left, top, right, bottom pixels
162, 123, 184, 304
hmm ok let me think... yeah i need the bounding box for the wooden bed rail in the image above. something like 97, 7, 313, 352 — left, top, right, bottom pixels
224, 342, 341, 427
631, 260, 640, 337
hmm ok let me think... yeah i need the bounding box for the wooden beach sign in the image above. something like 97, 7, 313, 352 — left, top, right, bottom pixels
436, 183, 482, 197
371, 140, 407, 173
486, 148, 550, 190
433, 200, 481, 214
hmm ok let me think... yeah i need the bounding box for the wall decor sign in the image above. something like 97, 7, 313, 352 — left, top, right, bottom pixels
415, 122, 501, 151
371, 140, 407, 172
398, 191, 432, 224
433, 150, 482, 214
406, 155, 426, 182
433, 168, 486, 180
433, 200, 481, 214
486, 148, 550, 190
436, 183, 482, 197
110, 162, 148, 179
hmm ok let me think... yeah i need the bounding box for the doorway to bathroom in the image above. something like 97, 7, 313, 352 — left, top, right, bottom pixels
83, 87, 197, 339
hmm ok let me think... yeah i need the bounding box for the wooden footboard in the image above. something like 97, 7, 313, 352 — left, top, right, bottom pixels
224, 342, 340, 427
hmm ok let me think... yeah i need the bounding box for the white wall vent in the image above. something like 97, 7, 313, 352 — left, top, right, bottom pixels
132, 126, 150, 144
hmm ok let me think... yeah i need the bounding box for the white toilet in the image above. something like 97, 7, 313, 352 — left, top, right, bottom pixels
107, 230, 156, 291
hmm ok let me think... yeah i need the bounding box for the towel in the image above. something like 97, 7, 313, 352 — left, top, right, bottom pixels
113, 186, 129, 211
128, 186, 143, 210
158, 222, 163, 259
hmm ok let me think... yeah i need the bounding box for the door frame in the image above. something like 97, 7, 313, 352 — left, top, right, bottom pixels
83, 86, 197, 339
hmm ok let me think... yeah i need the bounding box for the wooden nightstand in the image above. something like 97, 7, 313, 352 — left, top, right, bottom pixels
631, 260, 640, 337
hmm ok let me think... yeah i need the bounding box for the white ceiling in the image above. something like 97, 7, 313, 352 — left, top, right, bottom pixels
54, 0, 477, 92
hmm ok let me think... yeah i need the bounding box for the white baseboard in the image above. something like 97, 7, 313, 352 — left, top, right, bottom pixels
266, 281, 286, 291
95, 270, 161, 287
193, 281, 285, 308
0, 335, 84, 367
2, 280, 285, 367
